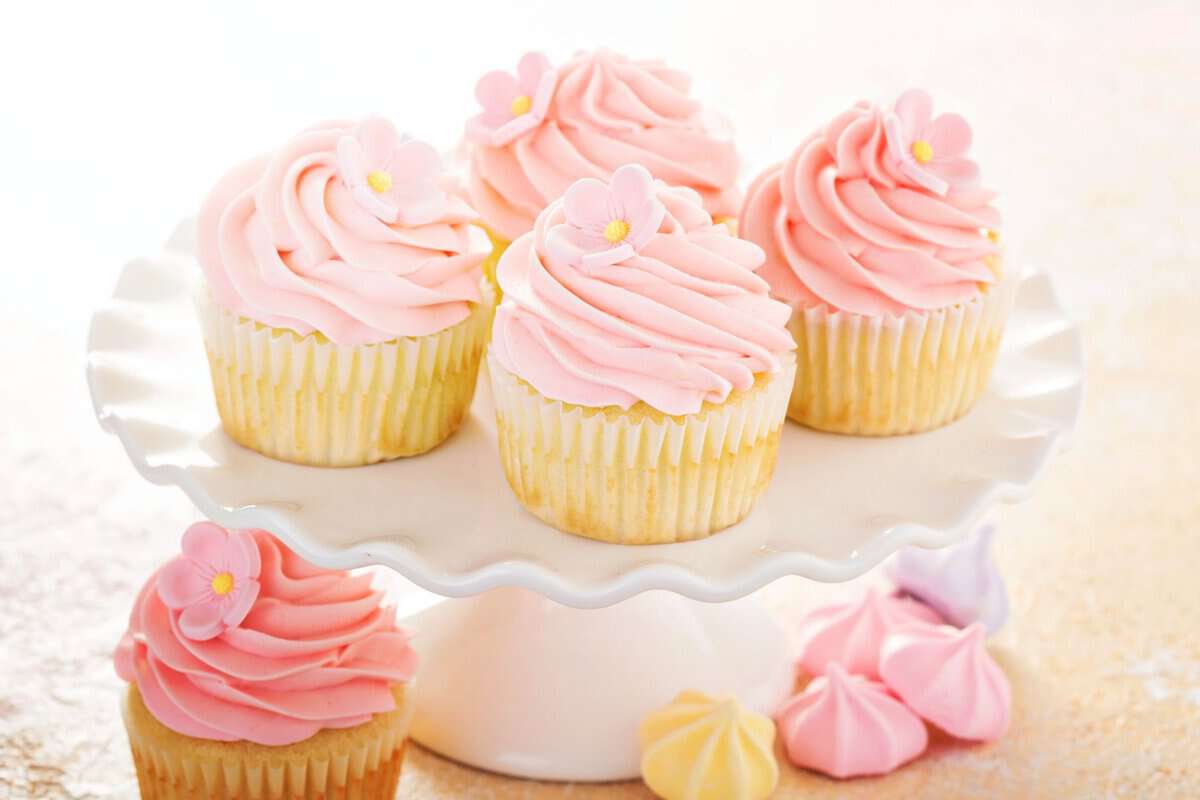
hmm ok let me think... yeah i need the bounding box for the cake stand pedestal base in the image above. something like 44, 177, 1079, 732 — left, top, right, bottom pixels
405, 587, 796, 782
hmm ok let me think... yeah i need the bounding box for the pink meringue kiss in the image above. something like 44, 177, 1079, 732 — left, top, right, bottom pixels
879, 622, 1012, 742
776, 663, 928, 779
795, 586, 943, 679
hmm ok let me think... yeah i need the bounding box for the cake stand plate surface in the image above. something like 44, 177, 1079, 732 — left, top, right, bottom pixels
88, 225, 1082, 782
86, 223, 1084, 610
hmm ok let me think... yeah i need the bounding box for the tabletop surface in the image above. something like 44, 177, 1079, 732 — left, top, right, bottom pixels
1, 1, 1198, 798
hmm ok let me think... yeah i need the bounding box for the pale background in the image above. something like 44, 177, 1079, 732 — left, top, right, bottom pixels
1, 0, 1198, 797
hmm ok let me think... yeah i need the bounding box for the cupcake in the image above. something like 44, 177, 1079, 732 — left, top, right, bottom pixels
114, 522, 417, 799
196, 117, 494, 466
740, 89, 1012, 435
488, 164, 796, 544
463, 49, 742, 289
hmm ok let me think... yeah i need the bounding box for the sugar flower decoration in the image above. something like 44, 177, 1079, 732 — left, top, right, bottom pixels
883, 89, 979, 197
467, 52, 556, 148
336, 117, 447, 226
546, 164, 667, 271
158, 522, 262, 641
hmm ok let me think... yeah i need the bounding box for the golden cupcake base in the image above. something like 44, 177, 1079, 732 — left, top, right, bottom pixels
196, 280, 495, 467
712, 214, 738, 236
479, 226, 510, 297
487, 351, 795, 544
786, 273, 1014, 436
121, 685, 411, 800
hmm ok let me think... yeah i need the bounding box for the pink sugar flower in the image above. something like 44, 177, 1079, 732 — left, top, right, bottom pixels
883, 89, 980, 197
336, 117, 447, 225
546, 164, 667, 271
466, 52, 556, 148
158, 522, 261, 641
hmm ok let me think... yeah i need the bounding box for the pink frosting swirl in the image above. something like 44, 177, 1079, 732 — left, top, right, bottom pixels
198, 118, 486, 344
491, 176, 794, 416
740, 92, 1002, 317
114, 531, 417, 746
466, 50, 741, 242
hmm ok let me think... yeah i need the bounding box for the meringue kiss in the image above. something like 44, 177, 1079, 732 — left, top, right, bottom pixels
775, 663, 928, 779
639, 690, 779, 800
886, 523, 1010, 634
795, 586, 943, 679
879, 622, 1012, 742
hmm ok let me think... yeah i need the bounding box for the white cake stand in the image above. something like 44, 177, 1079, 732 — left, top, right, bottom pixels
87, 224, 1083, 781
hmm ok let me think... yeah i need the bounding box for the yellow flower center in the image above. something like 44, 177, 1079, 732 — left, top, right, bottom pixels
603, 219, 630, 244
911, 140, 934, 164
510, 94, 533, 116
367, 170, 392, 194
986, 228, 1000, 243
211, 572, 235, 596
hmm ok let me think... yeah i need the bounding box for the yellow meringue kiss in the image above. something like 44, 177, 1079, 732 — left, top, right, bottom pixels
639, 691, 779, 800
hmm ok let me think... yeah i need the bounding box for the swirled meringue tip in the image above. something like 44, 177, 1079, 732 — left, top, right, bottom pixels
639, 691, 778, 800
465, 48, 742, 242
197, 116, 488, 345
794, 585, 943, 680
739, 88, 1002, 318
886, 523, 1010, 634
776, 663, 928, 779
114, 523, 417, 746
490, 163, 795, 417
879, 622, 1012, 742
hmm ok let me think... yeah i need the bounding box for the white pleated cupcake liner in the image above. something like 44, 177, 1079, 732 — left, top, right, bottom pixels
123, 685, 412, 800
487, 350, 795, 544
787, 271, 1016, 436
195, 281, 494, 466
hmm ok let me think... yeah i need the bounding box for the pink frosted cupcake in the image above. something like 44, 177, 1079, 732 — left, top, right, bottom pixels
196, 117, 494, 466
740, 90, 1013, 435
114, 522, 417, 799
463, 49, 742, 287
488, 164, 795, 544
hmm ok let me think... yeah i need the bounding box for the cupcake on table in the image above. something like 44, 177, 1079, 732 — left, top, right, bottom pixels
463, 49, 742, 288
114, 522, 418, 799
196, 117, 494, 466
740, 89, 1012, 435
488, 163, 795, 545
